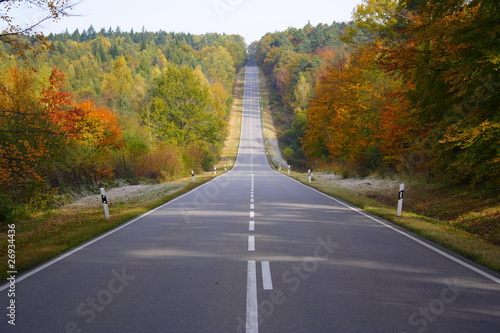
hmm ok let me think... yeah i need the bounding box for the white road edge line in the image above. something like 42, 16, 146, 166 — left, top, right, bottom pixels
248, 236, 255, 251
246, 260, 259, 333
277, 171, 500, 285
262, 261, 273, 290
0, 170, 237, 291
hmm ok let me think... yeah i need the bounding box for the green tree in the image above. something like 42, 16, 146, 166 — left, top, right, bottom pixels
145, 64, 223, 146
291, 73, 312, 116
101, 56, 133, 114
199, 46, 235, 91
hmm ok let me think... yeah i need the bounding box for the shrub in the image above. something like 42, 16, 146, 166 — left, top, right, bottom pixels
0, 194, 15, 228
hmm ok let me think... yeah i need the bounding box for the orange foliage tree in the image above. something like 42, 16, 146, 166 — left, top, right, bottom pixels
0, 67, 58, 201
375, 0, 500, 182
304, 45, 402, 175
332, 0, 500, 183
43, 70, 124, 186
0, 67, 125, 203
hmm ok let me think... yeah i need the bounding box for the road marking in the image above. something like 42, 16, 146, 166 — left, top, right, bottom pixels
248, 236, 255, 251
249, 220, 255, 231
0, 170, 236, 290
250, 198, 254, 203
250, 204, 255, 210
250, 211, 254, 218
262, 261, 273, 290
246, 260, 258, 333
279, 172, 500, 285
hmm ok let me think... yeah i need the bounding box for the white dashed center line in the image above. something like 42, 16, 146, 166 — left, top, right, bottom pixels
246, 260, 258, 332
262, 261, 273, 290
248, 236, 255, 251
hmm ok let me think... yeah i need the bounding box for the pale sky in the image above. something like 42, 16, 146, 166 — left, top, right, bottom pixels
8, 0, 364, 44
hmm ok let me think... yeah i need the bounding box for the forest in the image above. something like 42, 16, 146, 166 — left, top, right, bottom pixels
0, 26, 246, 223
1, 0, 499, 226
254, 0, 499, 187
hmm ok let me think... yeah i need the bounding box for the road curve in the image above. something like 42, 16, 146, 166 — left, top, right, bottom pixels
1, 66, 499, 333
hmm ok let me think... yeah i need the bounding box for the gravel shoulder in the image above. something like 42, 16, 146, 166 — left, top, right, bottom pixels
66, 183, 185, 210
314, 173, 400, 194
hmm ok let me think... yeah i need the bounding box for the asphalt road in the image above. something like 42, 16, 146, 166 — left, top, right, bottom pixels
1, 66, 499, 332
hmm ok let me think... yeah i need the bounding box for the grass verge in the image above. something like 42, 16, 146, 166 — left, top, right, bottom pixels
0, 68, 245, 281
257, 61, 499, 273
219, 67, 244, 169
284, 171, 500, 273
0, 66, 247, 282
0, 175, 217, 281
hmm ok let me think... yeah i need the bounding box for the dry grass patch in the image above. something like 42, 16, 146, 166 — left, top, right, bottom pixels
287, 171, 500, 272
0, 176, 216, 280
219, 68, 245, 168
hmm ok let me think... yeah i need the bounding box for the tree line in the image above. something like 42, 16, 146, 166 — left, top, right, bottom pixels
253, 0, 499, 187
253, 22, 349, 170
0, 26, 246, 222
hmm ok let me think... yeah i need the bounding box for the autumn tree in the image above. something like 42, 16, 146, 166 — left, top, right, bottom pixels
291, 73, 312, 116
0, 26, 246, 215
349, 0, 500, 183
223, 41, 246, 71
0, 0, 78, 53
199, 46, 235, 93
254, 23, 348, 157
0, 67, 57, 201
302, 44, 418, 176
57, 100, 124, 184
101, 56, 133, 114
144, 64, 225, 170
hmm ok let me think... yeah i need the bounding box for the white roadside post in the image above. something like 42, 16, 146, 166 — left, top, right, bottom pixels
308, 169, 312, 183
100, 188, 110, 220
214, 167, 217, 175
397, 183, 405, 217
191, 170, 195, 183
288, 166, 291, 175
